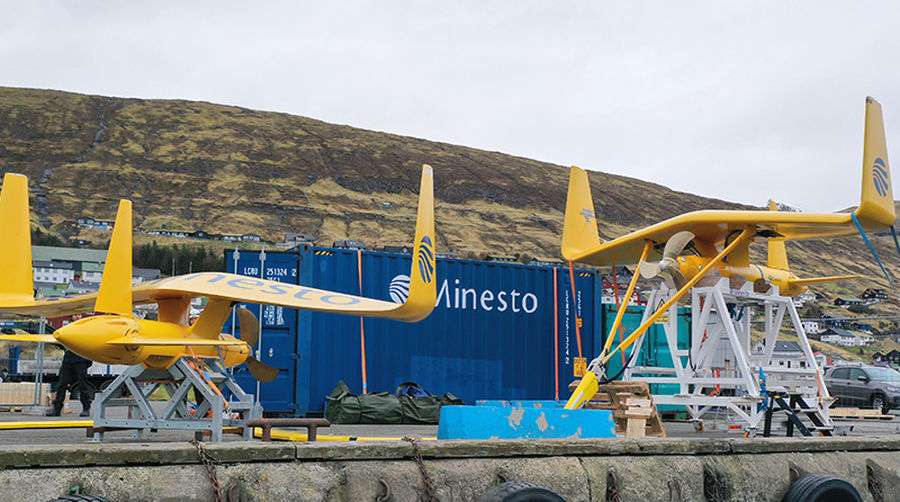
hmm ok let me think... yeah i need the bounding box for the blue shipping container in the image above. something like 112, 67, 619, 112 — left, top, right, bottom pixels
601, 303, 691, 406
225, 248, 599, 415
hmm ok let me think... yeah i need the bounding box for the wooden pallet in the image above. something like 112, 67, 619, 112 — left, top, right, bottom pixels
829, 407, 895, 420
569, 380, 667, 438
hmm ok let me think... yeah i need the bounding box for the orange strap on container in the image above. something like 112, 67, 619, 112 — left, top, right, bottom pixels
357, 249, 368, 394
568, 261, 583, 359
553, 267, 560, 401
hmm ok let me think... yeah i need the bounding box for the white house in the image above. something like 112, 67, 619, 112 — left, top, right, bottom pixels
793, 290, 818, 308
820, 328, 873, 347
752, 340, 808, 369
802, 321, 823, 335
32, 260, 75, 284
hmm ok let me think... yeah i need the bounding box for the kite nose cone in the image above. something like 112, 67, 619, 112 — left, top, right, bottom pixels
52, 315, 137, 363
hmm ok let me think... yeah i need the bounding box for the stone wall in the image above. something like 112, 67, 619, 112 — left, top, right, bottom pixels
0, 437, 898, 501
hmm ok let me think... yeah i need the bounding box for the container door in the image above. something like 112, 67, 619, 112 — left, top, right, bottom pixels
224, 250, 300, 414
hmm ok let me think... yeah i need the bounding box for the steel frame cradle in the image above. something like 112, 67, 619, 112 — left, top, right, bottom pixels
624, 277, 833, 433
91, 356, 262, 442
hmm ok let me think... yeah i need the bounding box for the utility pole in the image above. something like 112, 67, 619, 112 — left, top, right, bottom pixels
230, 248, 240, 340
256, 246, 266, 404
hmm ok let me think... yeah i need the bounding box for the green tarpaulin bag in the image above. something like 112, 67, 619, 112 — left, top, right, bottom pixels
324, 381, 360, 424
325, 381, 464, 424
399, 395, 443, 424
359, 392, 404, 424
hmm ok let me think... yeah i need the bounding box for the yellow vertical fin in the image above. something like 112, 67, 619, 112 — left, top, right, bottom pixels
0, 174, 34, 306
95, 200, 133, 316
767, 200, 789, 270
855, 96, 896, 229
562, 166, 602, 260
189, 299, 236, 338
388, 164, 436, 322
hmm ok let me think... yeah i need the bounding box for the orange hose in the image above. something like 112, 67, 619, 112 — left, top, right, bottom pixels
357, 249, 368, 394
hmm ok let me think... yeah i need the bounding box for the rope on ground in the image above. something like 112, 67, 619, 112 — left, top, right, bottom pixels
403, 436, 437, 502
667, 478, 683, 502
375, 479, 392, 502
867, 464, 885, 502
605, 470, 620, 502
190, 439, 224, 502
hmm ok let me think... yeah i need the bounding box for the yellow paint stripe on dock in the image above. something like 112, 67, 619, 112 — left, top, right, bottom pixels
0, 420, 93, 429
252, 428, 435, 442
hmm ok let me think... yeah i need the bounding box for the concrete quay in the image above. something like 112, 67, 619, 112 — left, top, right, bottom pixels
0, 436, 899, 501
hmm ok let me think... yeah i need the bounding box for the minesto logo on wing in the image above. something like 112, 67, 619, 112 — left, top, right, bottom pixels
416, 235, 435, 283
580, 208, 595, 223
873, 157, 889, 196
388, 275, 538, 313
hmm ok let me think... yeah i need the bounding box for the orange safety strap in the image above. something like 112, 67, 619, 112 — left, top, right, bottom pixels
357, 249, 368, 395
553, 267, 560, 400
568, 261, 583, 359
610, 262, 627, 366
187, 347, 226, 406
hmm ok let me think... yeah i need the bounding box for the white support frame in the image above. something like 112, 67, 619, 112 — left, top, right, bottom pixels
623, 277, 832, 431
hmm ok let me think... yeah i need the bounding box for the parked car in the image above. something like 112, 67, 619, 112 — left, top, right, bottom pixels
824, 365, 900, 413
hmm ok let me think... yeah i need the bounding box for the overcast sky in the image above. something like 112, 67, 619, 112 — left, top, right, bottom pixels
3, 2, 899, 212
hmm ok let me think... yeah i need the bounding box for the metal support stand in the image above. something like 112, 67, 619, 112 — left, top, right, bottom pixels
91, 356, 262, 442
623, 277, 833, 434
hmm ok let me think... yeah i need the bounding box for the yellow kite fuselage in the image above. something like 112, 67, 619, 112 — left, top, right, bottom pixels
675, 255, 802, 296
53, 315, 250, 369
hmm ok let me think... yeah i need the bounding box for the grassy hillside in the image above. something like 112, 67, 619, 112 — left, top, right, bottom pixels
0, 87, 753, 257
1, 86, 900, 300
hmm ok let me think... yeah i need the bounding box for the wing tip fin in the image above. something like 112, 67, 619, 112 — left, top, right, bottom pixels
0, 173, 35, 306
855, 96, 896, 229
562, 166, 602, 261
391, 164, 436, 322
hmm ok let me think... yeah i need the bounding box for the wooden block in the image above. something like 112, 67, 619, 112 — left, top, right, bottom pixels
625, 407, 653, 418
626, 398, 651, 408
626, 417, 646, 439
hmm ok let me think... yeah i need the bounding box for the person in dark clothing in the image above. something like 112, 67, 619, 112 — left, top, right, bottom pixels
46, 349, 93, 417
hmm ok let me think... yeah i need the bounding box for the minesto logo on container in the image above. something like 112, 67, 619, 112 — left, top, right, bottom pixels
389, 274, 538, 313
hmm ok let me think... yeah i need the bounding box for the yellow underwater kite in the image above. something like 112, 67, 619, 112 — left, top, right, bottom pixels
563, 97, 898, 409
0, 165, 437, 381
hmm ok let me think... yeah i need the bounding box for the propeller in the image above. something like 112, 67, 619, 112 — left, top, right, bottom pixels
639, 231, 694, 289
236, 307, 279, 383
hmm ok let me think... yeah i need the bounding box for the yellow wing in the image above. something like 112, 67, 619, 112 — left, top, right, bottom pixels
0, 334, 57, 343
0, 165, 436, 322
564, 97, 895, 266
105, 336, 247, 346
788, 274, 864, 286
568, 209, 857, 266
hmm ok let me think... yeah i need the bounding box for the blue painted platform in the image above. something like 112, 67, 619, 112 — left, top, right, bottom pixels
475, 400, 562, 408
437, 405, 616, 440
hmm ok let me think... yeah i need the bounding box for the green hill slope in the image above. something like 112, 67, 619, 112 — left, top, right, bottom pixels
1, 86, 899, 300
